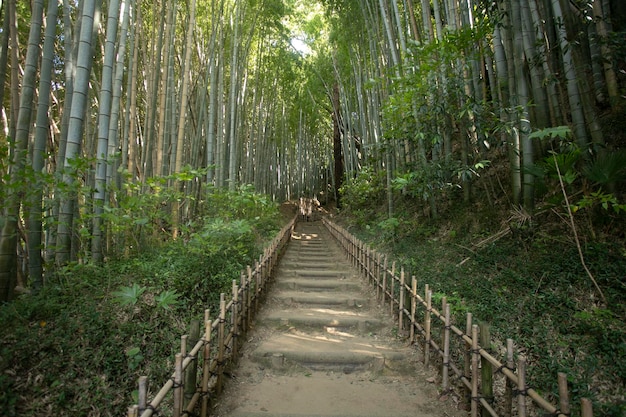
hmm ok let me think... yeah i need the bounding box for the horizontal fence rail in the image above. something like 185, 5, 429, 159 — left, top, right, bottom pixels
322, 217, 594, 417
126, 216, 297, 417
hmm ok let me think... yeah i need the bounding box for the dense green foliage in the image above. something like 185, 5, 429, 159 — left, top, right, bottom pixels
0, 188, 287, 416
337, 165, 626, 416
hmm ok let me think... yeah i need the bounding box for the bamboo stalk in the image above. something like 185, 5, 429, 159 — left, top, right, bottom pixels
185, 320, 200, 408
410, 277, 417, 344
442, 304, 451, 391
505, 339, 514, 417
399, 268, 405, 330
232, 280, 239, 357
390, 261, 396, 316
581, 398, 593, 417
127, 405, 139, 417
518, 356, 527, 417
441, 296, 447, 363
376, 252, 382, 298
424, 287, 432, 367
247, 266, 253, 324
558, 373, 570, 416
200, 310, 212, 417
241, 272, 248, 331
217, 293, 226, 394
480, 323, 493, 417
465, 312, 473, 409
173, 353, 183, 417
255, 263, 261, 313
471, 324, 479, 417
138, 376, 148, 414
381, 256, 388, 302
360, 241, 364, 273
366, 246, 372, 282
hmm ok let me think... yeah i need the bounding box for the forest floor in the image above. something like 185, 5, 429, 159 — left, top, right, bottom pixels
212, 219, 465, 417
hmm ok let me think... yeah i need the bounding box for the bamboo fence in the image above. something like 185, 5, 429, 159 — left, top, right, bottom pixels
322, 217, 594, 417
126, 216, 296, 417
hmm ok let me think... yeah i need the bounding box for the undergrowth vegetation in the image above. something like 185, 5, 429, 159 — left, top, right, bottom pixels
337, 158, 626, 416
0, 187, 288, 416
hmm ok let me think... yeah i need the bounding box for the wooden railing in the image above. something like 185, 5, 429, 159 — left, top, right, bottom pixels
322, 217, 594, 417
126, 216, 296, 417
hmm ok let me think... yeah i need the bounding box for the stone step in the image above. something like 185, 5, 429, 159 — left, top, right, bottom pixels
263, 308, 383, 332
248, 332, 408, 371
279, 261, 344, 270
272, 291, 368, 308
221, 372, 436, 417
274, 279, 362, 292
284, 270, 350, 279
281, 253, 343, 263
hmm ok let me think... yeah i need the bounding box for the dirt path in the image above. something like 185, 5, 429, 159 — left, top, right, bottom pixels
213, 220, 465, 417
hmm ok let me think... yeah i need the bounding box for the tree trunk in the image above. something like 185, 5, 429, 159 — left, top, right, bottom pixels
92, 0, 121, 263
56, 0, 98, 266
0, 0, 44, 301
106, 0, 131, 190
28, 0, 59, 292
227, 2, 242, 191
551, 0, 588, 149
510, 0, 534, 210
172, 0, 197, 238
332, 82, 344, 207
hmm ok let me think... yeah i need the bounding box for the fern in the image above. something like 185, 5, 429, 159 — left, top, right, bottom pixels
112, 283, 146, 306
583, 150, 626, 185
155, 289, 180, 310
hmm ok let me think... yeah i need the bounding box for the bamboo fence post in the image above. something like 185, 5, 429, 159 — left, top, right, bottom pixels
465, 312, 473, 409
441, 296, 447, 356
360, 241, 365, 273
232, 280, 239, 358
200, 310, 212, 417
179, 335, 187, 416
390, 262, 396, 316
356, 240, 361, 270
247, 266, 253, 324
185, 320, 200, 408
174, 353, 184, 417
359, 241, 364, 273
410, 277, 417, 344
581, 398, 593, 417
255, 261, 261, 313
558, 372, 570, 416
128, 405, 139, 417
471, 324, 480, 417
138, 376, 148, 414
376, 252, 382, 297
348, 231, 352, 259
480, 323, 493, 416
505, 339, 514, 417
381, 256, 388, 303
424, 287, 432, 368
517, 356, 527, 417
442, 304, 451, 392
217, 294, 226, 394
367, 246, 372, 283
240, 272, 248, 331
399, 268, 405, 330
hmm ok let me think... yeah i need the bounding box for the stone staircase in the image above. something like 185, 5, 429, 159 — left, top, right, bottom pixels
214, 220, 462, 417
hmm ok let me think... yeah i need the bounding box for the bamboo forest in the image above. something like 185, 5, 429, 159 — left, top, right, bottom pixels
0, 0, 625, 416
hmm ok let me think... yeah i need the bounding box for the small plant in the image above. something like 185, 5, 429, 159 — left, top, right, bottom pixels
112, 283, 146, 306
155, 289, 180, 310
126, 347, 144, 371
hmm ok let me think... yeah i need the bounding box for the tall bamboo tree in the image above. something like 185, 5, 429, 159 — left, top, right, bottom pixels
0, 0, 44, 300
